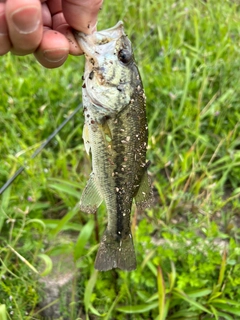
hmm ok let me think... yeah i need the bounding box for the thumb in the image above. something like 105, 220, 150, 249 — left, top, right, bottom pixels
62, 0, 103, 34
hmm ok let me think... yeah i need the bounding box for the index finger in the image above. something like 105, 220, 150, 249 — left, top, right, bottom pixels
62, 0, 103, 34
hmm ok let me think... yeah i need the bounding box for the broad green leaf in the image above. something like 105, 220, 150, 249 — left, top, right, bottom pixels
211, 303, 240, 316
25, 218, 46, 231
50, 206, 79, 236
0, 207, 6, 233
211, 298, 240, 307
38, 253, 53, 277
28, 202, 50, 211
74, 219, 94, 261
117, 302, 158, 313
46, 243, 74, 257
146, 260, 157, 276
208, 291, 222, 302
140, 249, 155, 270
147, 293, 158, 303
185, 288, 212, 298
89, 304, 105, 317
168, 261, 176, 291
48, 183, 80, 198
209, 305, 219, 320
0, 187, 10, 232
48, 178, 83, 189
0, 186, 11, 210
42, 219, 82, 231
217, 311, 234, 320
168, 310, 200, 319
173, 289, 211, 314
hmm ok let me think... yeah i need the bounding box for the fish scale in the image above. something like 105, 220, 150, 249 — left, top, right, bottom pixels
75, 21, 153, 271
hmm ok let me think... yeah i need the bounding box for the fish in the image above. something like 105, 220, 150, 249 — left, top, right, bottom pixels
74, 21, 152, 271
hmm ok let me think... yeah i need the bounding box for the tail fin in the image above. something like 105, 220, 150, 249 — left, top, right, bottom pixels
94, 230, 136, 271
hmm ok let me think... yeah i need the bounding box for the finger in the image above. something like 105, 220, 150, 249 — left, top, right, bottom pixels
0, 3, 11, 55
52, 12, 83, 55
42, 2, 52, 28
5, 0, 43, 55
62, 0, 103, 34
34, 28, 69, 68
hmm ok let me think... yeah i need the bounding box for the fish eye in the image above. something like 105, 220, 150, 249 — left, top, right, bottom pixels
118, 49, 132, 64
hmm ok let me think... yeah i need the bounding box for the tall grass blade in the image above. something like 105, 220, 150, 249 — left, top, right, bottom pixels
7, 245, 38, 274
217, 248, 227, 288
157, 265, 166, 320
0, 304, 7, 320
74, 219, 94, 261
84, 269, 98, 315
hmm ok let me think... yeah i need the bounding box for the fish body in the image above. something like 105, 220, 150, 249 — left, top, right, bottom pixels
75, 22, 152, 271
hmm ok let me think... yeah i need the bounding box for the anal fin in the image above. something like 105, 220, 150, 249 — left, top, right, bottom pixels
80, 173, 103, 214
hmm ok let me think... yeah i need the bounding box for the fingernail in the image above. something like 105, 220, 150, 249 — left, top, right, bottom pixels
11, 6, 41, 34
43, 49, 68, 63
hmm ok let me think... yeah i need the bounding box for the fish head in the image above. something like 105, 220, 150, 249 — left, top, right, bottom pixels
75, 22, 141, 117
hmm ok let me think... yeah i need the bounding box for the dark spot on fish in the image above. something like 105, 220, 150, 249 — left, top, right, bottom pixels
82, 75, 85, 80
87, 114, 90, 118
104, 115, 111, 121
89, 71, 94, 80
117, 86, 122, 92
87, 24, 90, 29
91, 120, 95, 124
145, 160, 151, 168
82, 83, 86, 88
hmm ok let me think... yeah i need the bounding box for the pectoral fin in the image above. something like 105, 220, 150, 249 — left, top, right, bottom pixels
134, 170, 153, 209
80, 173, 103, 213
83, 123, 91, 155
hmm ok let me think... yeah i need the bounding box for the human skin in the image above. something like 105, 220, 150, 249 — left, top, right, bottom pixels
0, 0, 103, 68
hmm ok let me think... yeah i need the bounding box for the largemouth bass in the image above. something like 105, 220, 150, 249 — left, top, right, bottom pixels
75, 21, 152, 271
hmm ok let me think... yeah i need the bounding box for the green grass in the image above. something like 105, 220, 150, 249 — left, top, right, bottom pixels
1, 0, 240, 319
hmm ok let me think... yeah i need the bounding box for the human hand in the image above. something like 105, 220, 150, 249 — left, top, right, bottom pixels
0, 0, 103, 68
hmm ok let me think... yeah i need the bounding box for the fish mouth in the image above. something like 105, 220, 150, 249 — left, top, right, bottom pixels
74, 22, 132, 115
74, 21, 125, 61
